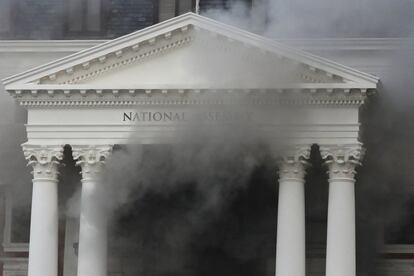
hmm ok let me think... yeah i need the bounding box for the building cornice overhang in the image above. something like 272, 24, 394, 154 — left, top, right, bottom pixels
8, 87, 368, 108
5, 83, 376, 92
2, 13, 379, 89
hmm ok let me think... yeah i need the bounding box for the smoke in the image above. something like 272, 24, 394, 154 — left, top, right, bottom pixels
1, 0, 414, 275
95, 91, 305, 275
356, 38, 414, 275
0, 58, 35, 244
102, 133, 275, 275
202, 0, 414, 275
61, 1, 414, 275
203, 0, 414, 38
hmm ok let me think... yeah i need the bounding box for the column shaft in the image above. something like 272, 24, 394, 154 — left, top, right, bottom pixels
23, 145, 63, 276
321, 144, 364, 276
275, 147, 309, 276
276, 176, 306, 276
73, 145, 112, 276
77, 178, 107, 276
326, 177, 356, 276
28, 179, 58, 276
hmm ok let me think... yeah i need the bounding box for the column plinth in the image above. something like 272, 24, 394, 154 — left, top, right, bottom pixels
321, 144, 364, 276
72, 145, 113, 276
23, 144, 64, 276
275, 146, 310, 276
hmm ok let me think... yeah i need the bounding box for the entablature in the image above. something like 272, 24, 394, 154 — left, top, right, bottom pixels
1, 13, 379, 147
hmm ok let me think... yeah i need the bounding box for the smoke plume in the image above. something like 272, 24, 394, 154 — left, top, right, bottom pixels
96, 1, 414, 275
96, 91, 303, 275
1, 1, 414, 276
200, 1, 414, 275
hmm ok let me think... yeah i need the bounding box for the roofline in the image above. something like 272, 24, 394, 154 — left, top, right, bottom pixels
1, 38, 409, 52
2, 12, 198, 85
2, 12, 379, 87
190, 15, 379, 84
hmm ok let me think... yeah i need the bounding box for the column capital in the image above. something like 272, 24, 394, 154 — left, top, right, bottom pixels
320, 143, 365, 180
72, 145, 113, 181
278, 145, 311, 181
22, 144, 64, 181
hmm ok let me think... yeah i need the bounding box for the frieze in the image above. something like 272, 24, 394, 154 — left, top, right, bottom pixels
122, 110, 253, 123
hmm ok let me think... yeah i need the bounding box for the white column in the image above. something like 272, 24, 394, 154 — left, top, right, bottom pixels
72, 145, 113, 276
23, 144, 64, 276
321, 144, 364, 276
275, 147, 310, 276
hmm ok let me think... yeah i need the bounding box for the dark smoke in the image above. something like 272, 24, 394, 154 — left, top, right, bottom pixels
203, 1, 414, 275
101, 122, 277, 275
1, 1, 414, 276
357, 38, 414, 275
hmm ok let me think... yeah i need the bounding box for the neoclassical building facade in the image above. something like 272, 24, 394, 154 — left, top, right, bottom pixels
0, 10, 413, 276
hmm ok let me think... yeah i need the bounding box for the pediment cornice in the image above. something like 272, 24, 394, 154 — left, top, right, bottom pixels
2, 13, 379, 91
42, 31, 194, 85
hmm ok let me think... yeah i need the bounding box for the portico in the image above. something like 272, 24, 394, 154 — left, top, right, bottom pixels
2, 13, 378, 276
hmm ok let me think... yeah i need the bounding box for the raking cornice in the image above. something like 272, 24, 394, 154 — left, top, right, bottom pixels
2, 13, 379, 91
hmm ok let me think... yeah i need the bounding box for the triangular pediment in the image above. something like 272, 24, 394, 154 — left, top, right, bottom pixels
3, 13, 378, 92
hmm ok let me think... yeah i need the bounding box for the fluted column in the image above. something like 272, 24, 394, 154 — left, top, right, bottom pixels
23, 144, 64, 276
321, 144, 364, 276
275, 146, 310, 276
72, 145, 113, 276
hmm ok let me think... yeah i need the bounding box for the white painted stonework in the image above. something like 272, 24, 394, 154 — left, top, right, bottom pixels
2, 13, 380, 276
3, 13, 377, 146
